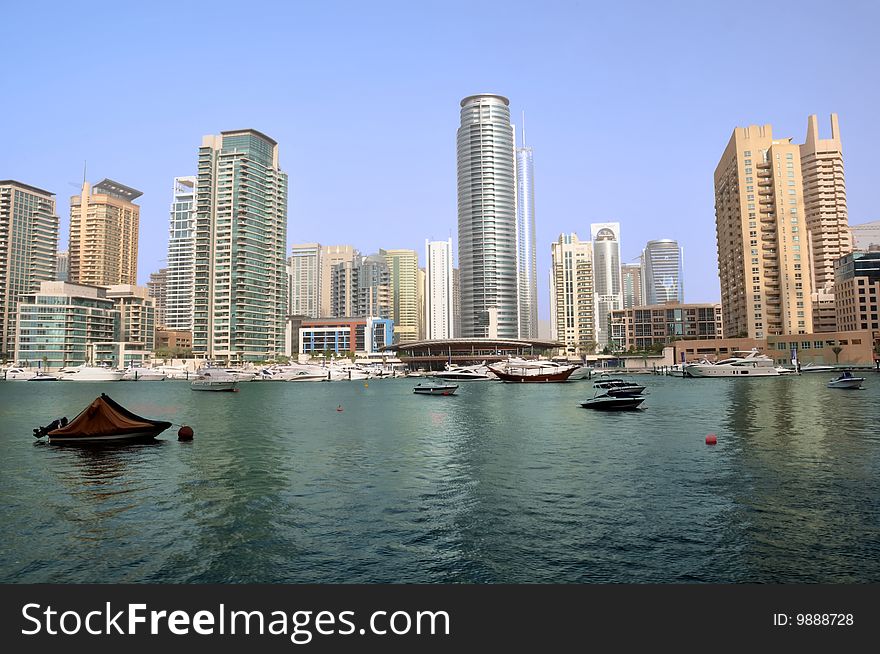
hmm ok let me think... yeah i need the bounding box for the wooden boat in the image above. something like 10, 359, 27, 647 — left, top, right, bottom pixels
488, 363, 576, 383
35, 394, 172, 443
413, 383, 459, 396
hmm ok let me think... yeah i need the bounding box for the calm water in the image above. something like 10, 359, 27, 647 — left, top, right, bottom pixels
1, 374, 879, 583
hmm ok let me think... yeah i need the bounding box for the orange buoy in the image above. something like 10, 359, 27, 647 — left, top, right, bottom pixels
705, 433, 717, 445
178, 425, 194, 441
336, 405, 344, 412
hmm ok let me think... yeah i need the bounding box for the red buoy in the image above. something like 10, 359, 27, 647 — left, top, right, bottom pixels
178, 425, 194, 441
705, 433, 717, 445
336, 405, 344, 412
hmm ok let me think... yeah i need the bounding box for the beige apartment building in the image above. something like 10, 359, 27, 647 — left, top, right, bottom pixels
69, 179, 141, 287
610, 302, 722, 351
381, 248, 420, 344
715, 124, 813, 339
549, 233, 596, 353
319, 245, 356, 317
801, 114, 851, 331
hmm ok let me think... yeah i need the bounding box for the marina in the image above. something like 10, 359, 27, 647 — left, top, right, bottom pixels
1, 373, 878, 583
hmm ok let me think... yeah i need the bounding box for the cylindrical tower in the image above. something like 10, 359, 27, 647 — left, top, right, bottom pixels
457, 94, 518, 338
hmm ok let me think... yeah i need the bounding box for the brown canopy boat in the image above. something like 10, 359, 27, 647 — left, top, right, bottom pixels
37, 394, 172, 444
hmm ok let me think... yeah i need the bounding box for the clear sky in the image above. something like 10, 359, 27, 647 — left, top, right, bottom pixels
3, 0, 878, 325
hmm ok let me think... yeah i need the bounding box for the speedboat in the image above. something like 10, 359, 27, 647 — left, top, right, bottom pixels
683, 350, 779, 377
801, 363, 836, 373
775, 366, 799, 375
58, 365, 126, 382
34, 393, 171, 444
122, 367, 166, 381
593, 378, 647, 396
827, 372, 865, 389
28, 371, 59, 381
413, 383, 459, 396
191, 369, 238, 392
580, 393, 645, 411
435, 362, 494, 381
667, 365, 686, 377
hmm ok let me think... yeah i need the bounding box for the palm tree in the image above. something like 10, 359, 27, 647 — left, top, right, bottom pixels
831, 345, 843, 364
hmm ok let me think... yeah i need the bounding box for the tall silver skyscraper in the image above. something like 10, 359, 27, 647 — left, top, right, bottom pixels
165, 176, 196, 330
516, 123, 538, 338
457, 94, 518, 338
641, 239, 683, 305
590, 222, 622, 348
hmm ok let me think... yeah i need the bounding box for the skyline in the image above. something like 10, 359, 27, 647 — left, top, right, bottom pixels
2, 1, 879, 326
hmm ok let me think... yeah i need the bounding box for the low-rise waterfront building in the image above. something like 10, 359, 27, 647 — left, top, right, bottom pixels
835, 250, 880, 333
299, 317, 393, 356
610, 302, 723, 351
383, 337, 563, 370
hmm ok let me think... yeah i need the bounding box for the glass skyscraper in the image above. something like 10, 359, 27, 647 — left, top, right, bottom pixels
516, 142, 538, 338
193, 130, 288, 363
591, 222, 622, 348
457, 94, 518, 338
165, 176, 196, 331
641, 239, 684, 305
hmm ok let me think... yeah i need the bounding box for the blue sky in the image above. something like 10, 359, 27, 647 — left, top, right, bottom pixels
2, 0, 878, 322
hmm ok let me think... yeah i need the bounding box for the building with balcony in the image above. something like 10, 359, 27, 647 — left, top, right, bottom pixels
549, 233, 595, 354
610, 302, 722, 351
298, 317, 393, 355
835, 250, 880, 333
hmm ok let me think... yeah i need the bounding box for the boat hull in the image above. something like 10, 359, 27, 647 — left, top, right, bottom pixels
490, 367, 576, 383
413, 385, 459, 395
191, 382, 238, 391
684, 365, 779, 378
581, 396, 645, 410
48, 427, 169, 444
827, 379, 864, 389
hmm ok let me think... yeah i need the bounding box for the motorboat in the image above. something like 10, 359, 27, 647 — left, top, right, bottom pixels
28, 371, 59, 382
593, 378, 647, 396
775, 366, 799, 375
489, 361, 576, 383
58, 365, 126, 382
5, 367, 38, 381
122, 367, 167, 381
827, 371, 865, 389
153, 365, 194, 380
222, 368, 259, 382
667, 365, 686, 377
327, 364, 372, 381
34, 393, 171, 444
580, 393, 646, 411
260, 364, 329, 381
801, 363, 836, 373
435, 362, 494, 381
191, 369, 238, 392
413, 383, 459, 396
683, 350, 779, 377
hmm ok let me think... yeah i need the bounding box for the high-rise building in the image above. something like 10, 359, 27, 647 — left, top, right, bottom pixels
56, 251, 69, 282
0, 181, 59, 361
417, 267, 426, 340
834, 251, 880, 332
289, 243, 321, 318
425, 238, 454, 339
457, 94, 518, 338
621, 263, 642, 309
69, 179, 141, 287
354, 255, 391, 319
165, 176, 196, 331
193, 130, 288, 363
715, 124, 814, 339
641, 239, 683, 305
381, 248, 419, 344
147, 268, 168, 329
549, 233, 595, 354
800, 114, 852, 332
319, 245, 356, 317
591, 223, 622, 348
452, 268, 461, 338
516, 137, 538, 338
850, 220, 880, 251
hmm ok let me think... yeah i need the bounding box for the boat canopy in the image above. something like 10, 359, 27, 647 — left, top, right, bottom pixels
47, 394, 170, 439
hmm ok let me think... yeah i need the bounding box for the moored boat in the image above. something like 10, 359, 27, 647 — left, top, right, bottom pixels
683, 350, 779, 377
489, 362, 576, 383
413, 383, 459, 396
58, 365, 126, 382
435, 362, 494, 381
801, 363, 836, 373
122, 367, 167, 381
35, 394, 172, 444
5, 367, 38, 381
191, 369, 238, 392
27, 371, 60, 381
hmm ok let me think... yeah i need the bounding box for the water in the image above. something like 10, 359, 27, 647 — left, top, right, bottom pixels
1, 375, 879, 583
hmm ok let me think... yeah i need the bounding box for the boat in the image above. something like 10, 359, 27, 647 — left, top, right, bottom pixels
58, 364, 126, 382
489, 362, 576, 383
28, 371, 59, 381
683, 350, 779, 377
191, 369, 238, 392
593, 378, 647, 396
34, 393, 172, 444
435, 363, 494, 381
667, 364, 686, 377
580, 393, 646, 411
5, 367, 38, 381
801, 363, 836, 373
775, 366, 799, 375
510, 357, 593, 380
413, 383, 459, 396
122, 367, 167, 381
222, 368, 259, 382
827, 371, 865, 389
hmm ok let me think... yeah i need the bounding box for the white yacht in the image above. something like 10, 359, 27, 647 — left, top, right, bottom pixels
191, 369, 238, 392
435, 362, 495, 381
684, 350, 780, 378
58, 365, 126, 382
4, 367, 38, 381
800, 363, 836, 373
122, 367, 167, 381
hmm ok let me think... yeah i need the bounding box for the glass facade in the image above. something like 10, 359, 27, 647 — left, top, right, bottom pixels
516, 146, 538, 338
